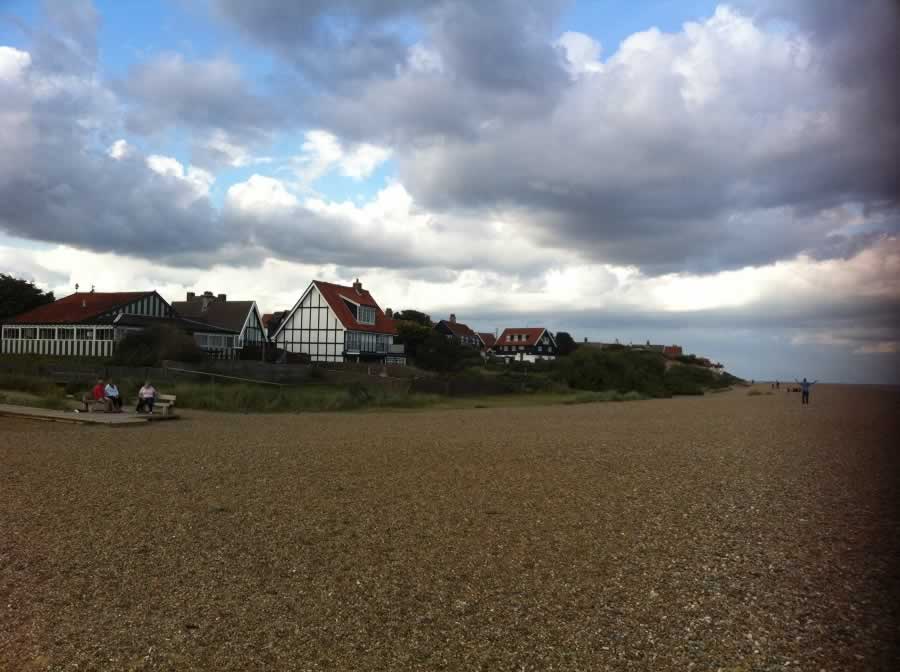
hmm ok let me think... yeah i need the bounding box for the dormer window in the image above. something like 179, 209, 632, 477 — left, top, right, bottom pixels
358, 305, 376, 325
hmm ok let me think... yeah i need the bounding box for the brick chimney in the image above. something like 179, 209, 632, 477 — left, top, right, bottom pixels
352, 278, 363, 294
187, 291, 195, 301
449, 313, 456, 323
385, 308, 393, 318
218, 293, 227, 301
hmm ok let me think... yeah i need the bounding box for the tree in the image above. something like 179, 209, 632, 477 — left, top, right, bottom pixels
0, 274, 55, 322
415, 331, 478, 372
393, 309, 432, 326
555, 331, 577, 356
394, 320, 432, 358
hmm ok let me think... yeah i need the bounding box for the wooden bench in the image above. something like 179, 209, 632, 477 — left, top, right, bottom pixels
135, 394, 177, 416
82, 396, 110, 413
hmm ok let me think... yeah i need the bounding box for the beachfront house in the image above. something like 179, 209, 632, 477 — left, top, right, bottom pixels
494, 327, 558, 362
172, 291, 268, 356
434, 314, 481, 348
0, 290, 236, 358
269, 279, 405, 364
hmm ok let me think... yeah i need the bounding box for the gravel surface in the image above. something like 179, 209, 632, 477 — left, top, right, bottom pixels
2, 385, 898, 671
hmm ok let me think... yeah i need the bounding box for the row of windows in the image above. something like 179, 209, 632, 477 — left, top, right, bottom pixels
504, 334, 551, 344
3, 326, 113, 341
345, 331, 390, 353
194, 333, 236, 349
500, 344, 550, 352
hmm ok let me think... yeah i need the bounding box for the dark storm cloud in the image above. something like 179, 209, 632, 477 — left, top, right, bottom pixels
214, 0, 899, 274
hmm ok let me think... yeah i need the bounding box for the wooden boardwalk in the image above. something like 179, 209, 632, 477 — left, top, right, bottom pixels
0, 404, 178, 426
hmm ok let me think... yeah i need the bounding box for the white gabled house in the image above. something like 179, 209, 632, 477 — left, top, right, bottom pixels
494, 327, 558, 363
270, 279, 405, 364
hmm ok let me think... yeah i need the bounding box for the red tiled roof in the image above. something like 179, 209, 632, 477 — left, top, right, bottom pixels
10, 292, 153, 324
496, 327, 548, 347
478, 332, 497, 348
439, 319, 477, 339
313, 280, 397, 335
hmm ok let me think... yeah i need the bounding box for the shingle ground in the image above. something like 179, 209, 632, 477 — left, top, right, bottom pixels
2, 385, 898, 671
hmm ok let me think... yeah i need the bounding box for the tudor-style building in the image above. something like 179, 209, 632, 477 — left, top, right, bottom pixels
434, 314, 481, 347
494, 327, 558, 362
0, 290, 236, 358
172, 291, 267, 354
270, 279, 405, 364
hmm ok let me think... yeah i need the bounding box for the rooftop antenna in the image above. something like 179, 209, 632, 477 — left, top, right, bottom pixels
75, 283, 79, 292
90, 284, 95, 293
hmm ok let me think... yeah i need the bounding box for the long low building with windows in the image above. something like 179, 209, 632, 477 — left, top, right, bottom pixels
1, 290, 237, 358
270, 279, 405, 364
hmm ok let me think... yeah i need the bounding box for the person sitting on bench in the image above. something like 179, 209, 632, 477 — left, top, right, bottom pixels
136, 381, 158, 414
83, 378, 111, 412
104, 379, 122, 412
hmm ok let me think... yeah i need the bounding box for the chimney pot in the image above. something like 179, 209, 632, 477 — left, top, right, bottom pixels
218, 293, 226, 302
352, 278, 362, 294
385, 308, 393, 318
187, 292, 195, 301
449, 313, 456, 323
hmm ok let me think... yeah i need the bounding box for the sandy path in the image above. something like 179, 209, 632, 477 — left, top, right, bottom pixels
2, 385, 898, 670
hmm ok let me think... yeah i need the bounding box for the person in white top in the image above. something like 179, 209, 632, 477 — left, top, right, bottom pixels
104, 380, 122, 412
136, 382, 157, 414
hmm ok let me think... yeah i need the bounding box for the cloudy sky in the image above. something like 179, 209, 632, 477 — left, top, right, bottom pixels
1, 0, 898, 383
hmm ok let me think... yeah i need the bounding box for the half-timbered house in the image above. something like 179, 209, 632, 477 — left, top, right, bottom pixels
494, 327, 558, 362
270, 279, 405, 364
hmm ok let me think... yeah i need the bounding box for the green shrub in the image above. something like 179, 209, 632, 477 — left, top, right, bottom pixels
111, 325, 204, 366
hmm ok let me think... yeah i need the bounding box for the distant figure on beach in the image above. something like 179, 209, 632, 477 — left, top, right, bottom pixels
796, 378, 817, 405
775, 380, 780, 390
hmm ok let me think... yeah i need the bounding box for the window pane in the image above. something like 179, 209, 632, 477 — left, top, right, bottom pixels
58, 328, 74, 340
22, 328, 36, 339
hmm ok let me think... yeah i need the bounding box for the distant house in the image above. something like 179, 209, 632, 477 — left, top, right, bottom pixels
434, 314, 481, 347
270, 279, 405, 364
172, 291, 267, 356
1, 290, 234, 358
494, 327, 558, 362
663, 345, 683, 358
477, 332, 497, 353
261, 311, 289, 339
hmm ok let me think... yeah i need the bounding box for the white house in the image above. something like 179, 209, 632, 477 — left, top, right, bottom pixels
270, 279, 405, 364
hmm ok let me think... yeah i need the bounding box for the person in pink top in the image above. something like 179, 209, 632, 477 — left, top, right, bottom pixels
136, 381, 157, 414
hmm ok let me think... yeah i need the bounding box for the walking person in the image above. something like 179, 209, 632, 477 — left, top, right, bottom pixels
796, 377, 817, 405
136, 381, 157, 414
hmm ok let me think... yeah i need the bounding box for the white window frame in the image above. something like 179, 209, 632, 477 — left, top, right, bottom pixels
358, 305, 376, 325
3, 327, 21, 339
57, 327, 74, 340
21, 327, 37, 340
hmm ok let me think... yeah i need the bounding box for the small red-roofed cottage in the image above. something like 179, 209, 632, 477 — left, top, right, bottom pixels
270, 279, 405, 364
495, 327, 558, 362
477, 332, 497, 353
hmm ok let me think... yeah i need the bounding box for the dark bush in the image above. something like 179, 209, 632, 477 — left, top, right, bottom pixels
552, 347, 670, 397
111, 325, 204, 367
